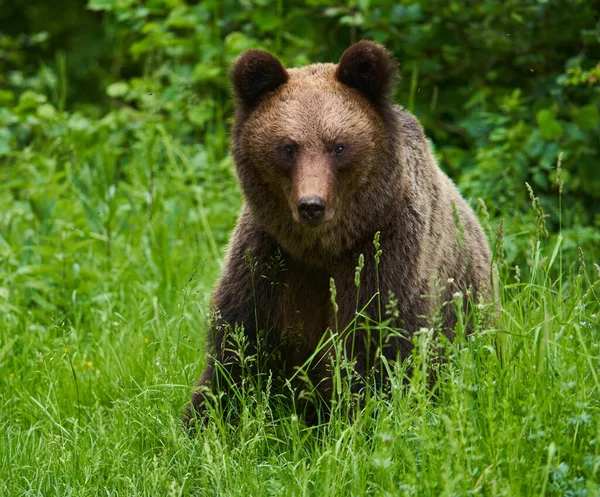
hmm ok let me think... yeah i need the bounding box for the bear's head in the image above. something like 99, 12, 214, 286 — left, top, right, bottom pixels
230, 41, 404, 261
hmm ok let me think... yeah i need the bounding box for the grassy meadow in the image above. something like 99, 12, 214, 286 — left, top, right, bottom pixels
1, 1, 600, 495
1, 109, 599, 496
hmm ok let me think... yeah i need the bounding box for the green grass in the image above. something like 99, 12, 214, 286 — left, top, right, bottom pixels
1, 122, 599, 496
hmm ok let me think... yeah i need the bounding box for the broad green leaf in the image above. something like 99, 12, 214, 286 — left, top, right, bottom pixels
37, 103, 56, 120
225, 32, 260, 58
340, 13, 364, 27
107, 82, 129, 98
0, 128, 11, 156
572, 105, 599, 131
18, 91, 47, 110
192, 63, 221, 83
87, 0, 114, 11
188, 100, 215, 127
536, 109, 563, 140
0, 90, 14, 105
253, 10, 279, 32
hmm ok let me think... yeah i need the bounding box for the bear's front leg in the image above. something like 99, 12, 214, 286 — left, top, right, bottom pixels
183, 213, 284, 429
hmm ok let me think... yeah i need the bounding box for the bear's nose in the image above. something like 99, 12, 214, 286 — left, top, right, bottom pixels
297, 196, 326, 225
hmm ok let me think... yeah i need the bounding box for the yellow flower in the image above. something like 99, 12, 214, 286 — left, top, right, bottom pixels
9, 373, 14, 377
144, 338, 149, 344
85, 361, 93, 368
64, 347, 70, 353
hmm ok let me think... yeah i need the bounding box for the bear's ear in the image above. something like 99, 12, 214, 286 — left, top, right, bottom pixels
335, 40, 397, 104
230, 49, 288, 109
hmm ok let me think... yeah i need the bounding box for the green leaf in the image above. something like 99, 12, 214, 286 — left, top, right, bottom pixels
87, 0, 114, 11
224, 32, 260, 58
37, 103, 56, 120
339, 13, 364, 27
253, 10, 279, 32
536, 109, 563, 140
0, 128, 12, 156
0, 90, 14, 105
187, 100, 214, 127
572, 105, 599, 131
192, 63, 222, 83
106, 82, 129, 98
68, 115, 92, 131
18, 91, 47, 111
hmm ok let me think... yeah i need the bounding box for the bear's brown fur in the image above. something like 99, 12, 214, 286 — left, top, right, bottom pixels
184, 41, 491, 426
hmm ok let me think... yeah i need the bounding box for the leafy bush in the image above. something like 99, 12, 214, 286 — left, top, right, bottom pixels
2, 0, 598, 269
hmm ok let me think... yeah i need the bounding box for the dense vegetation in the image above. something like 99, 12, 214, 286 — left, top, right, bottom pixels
1, 1, 599, 495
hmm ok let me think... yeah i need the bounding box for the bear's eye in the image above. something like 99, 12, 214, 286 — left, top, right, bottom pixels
333, 144, 345, 156
283, 144, 295, 157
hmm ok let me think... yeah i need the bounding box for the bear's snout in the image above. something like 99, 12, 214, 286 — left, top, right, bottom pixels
297, 196, 326, 226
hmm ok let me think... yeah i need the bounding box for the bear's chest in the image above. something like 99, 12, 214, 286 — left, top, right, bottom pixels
279, 260, 331, 365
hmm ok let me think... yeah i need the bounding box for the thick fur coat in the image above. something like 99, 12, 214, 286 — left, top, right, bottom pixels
184, 41, 491, 425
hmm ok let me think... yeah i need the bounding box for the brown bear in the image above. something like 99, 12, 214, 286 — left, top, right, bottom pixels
184, 40, 490, 426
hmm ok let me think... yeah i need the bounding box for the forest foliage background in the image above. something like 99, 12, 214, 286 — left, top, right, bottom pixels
2, 0, 599, 261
